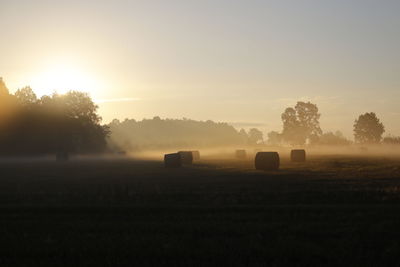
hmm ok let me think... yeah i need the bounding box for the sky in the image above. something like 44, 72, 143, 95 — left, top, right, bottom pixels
1, 0, 400, 138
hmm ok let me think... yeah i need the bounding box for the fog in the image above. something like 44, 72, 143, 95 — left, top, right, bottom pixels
0, 78, 399, 164
115, 143, 400, 164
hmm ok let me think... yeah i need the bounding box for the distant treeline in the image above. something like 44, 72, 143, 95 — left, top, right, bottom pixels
1, 76, 399, 155
383, 136, 400, 145
107, 101, 399, 150
267, 102, 393, 146
0, 78, 108, 155
107, 117, 252, 151
106, 114, 358, 151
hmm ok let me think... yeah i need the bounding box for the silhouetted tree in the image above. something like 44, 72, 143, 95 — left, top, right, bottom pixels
281, 101, 321, 145
354, 112, 385, 143
0, 78, 18, 127
0, 79, 108, 155
48, 91, 107, 153
0, 77, 9, 96
15, 87, 37, 106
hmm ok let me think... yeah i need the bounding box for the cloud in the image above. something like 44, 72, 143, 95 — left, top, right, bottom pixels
229, 122, 268, 128
95, 97, 141, 104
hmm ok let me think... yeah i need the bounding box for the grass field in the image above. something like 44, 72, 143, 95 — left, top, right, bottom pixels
1, 154, 400, 266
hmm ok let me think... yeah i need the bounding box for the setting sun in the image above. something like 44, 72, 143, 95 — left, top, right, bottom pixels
30, 63, 100, 97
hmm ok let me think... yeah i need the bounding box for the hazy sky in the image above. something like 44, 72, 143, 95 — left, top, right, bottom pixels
1, 0, 400, 137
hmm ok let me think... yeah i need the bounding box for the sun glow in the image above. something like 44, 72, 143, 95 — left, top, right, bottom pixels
31, 63, 101, 97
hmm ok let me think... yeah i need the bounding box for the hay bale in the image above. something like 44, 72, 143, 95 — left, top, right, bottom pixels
291, 149, 306, 162
235, 149, 247, 159
56, 151, 69, 162
255, 152, 280, 171
164, 153, 182, 168
178, 151, 193, 165
191, 151, 200, 161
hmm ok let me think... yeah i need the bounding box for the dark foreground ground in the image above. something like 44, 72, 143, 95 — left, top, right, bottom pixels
1, 154, 400, 266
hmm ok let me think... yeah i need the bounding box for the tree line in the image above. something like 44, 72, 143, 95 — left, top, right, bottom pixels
0, 78, 108, 155
272, 101, 388, 146
0, 76, 398, 156
107, 117, 265, 151
107, 100, 395, 151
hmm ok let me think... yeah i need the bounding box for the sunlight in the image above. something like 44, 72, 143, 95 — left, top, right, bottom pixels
31, 63, 100, 97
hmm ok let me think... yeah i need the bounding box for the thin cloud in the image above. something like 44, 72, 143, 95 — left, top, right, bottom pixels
95, 97, 141, 104
229, 122, 268, 128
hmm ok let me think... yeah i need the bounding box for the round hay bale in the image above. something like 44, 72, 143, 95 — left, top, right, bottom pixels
291, 149, 306, 162
56, 151, 69, 162
235, 149, 247, 159
255, 152, 280, 171
178, 151, 193, 165
191, 151, 200, 161
164, 153, 182, 168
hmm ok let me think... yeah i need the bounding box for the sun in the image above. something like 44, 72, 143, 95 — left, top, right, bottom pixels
31, 63, 100, 97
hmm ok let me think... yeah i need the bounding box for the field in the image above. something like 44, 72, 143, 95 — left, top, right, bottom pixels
1, 153, 400, 266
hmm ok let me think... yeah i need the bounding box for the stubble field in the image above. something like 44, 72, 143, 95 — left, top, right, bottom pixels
1, 153, 400, 266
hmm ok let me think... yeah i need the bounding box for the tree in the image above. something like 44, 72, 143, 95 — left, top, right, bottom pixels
354, 112, 385, 143
51, 91, 107, 152
0, 77, 9, 96
60, 91, 102, 124
0, 78, 18, 125
0, 80, 109, 155
282, 107, 304, 145
296, 101, 322, 136
281, 101, 321, 145
248, 128, 263, 144
15, 86, 37, 106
